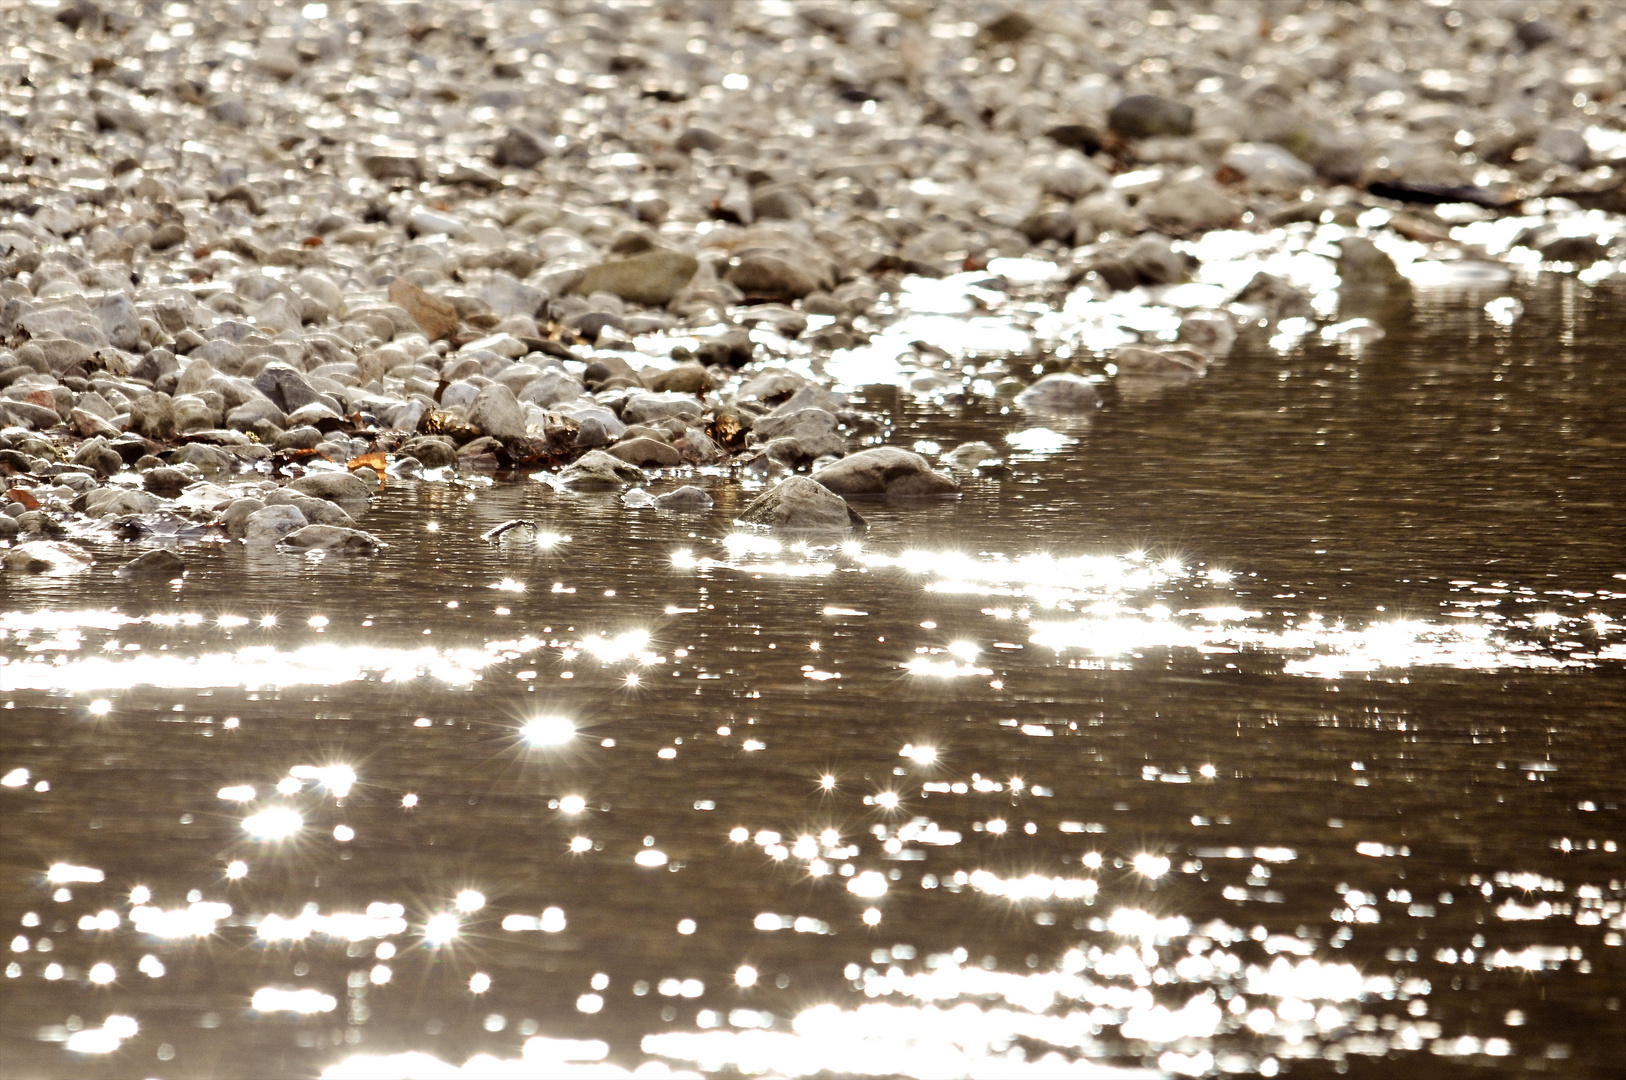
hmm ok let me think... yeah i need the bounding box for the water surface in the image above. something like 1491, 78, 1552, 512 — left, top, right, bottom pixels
3, 273, 1626, 1078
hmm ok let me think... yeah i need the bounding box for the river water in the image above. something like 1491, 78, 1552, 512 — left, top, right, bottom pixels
3, 263, 1625, 1078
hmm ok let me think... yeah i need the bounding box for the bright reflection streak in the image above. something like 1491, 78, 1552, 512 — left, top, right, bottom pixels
257, 904, 406, 943
900, 745, 937, 764
558, 795, 586, 814
1133, 854, 1172, 879
87, 698, 111, 715
253, 987, 337, 1014
578, 629, 654, 664
455, 890, 486, 913
569, 836, 592, 853
217, 785, 255, 801
290, 764, 355, 797
243, 807, 303, 841
522, 717, 575, 746
5, 642, 538, 691
47, 863, 104, 884
132, 902, 230, 939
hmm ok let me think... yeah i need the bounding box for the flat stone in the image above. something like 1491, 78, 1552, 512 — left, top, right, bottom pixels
118, 549, 186, 575
620, 392, 704, 426
278, 524, 384, 552
606, 436, 682, 467
387, 278, 458, 341
736, 475, 865, 531
654, 485, 713, 512
574, 250, 699, 307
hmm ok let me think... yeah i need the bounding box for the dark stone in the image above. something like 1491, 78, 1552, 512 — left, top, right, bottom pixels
1043, 123, 1102, 154
493, 127, 548, 169
253, 364, 322, 413
119, 549, 186, 576
1108, 94, 1195, 139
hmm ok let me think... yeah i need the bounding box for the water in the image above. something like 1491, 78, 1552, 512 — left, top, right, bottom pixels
4, 269, 1626, 1078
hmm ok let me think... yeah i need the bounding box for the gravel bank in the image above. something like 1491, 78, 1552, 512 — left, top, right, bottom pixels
4, 0, 1626, 566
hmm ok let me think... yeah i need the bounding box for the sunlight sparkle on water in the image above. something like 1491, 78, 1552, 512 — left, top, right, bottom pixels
522, 716, 575, 746
47, 863, 104, 884
423, 912, 461, 947
243, 807, 302, 841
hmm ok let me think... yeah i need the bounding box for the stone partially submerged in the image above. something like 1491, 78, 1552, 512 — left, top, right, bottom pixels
278, 525, 385, 553
811, 447, 959, 498
737, 476, 865, 531
1014, 374, 1103, 414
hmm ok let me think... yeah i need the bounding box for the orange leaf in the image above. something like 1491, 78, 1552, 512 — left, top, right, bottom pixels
347, 453, 388, 483
6, 487, 40, 510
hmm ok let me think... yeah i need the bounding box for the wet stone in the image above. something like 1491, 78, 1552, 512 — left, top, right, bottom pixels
737, 475, 865, 531
812, 447, 960, 498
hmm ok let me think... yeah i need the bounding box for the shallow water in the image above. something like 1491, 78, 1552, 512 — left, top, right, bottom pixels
4, 273, 1626, 1078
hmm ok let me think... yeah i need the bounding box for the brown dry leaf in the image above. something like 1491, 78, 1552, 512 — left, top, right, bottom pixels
346, 452, 388, 479
6, 487, 41, 510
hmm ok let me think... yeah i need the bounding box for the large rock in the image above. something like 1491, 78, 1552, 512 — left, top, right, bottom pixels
574, 251, 699, 307
278, 524, 384, 552
1014, 373, 1103, 414
387, 278, 458, 341
812, 447, 959, 498
737, 476, 865, 530
555, 449, 645, 490
466, 383, 527, 441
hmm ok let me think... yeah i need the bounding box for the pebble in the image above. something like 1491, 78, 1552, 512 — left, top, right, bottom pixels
2, 0, 1625, 570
